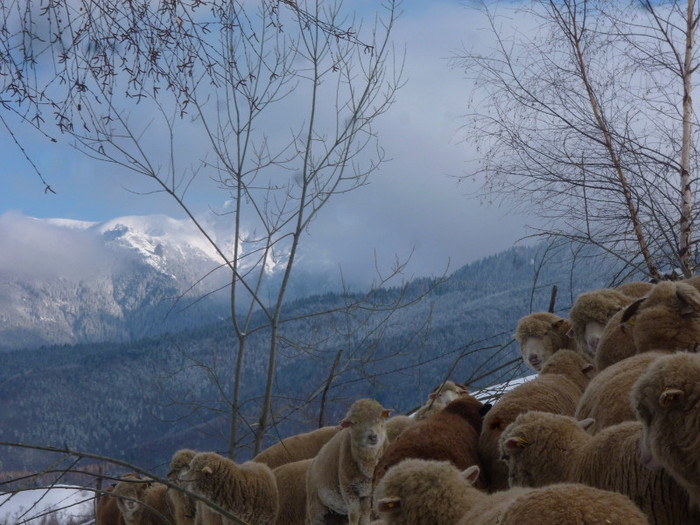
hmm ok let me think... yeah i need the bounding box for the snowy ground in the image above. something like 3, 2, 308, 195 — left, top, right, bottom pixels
0, 485, 95, 525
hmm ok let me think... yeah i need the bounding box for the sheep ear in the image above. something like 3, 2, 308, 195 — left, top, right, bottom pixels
677, 288, 700, 317
339, 419, 353, 428
503, 436, 530, 451
552, 319, 567, 331
377, 497, 401, 513
566, 327, 575, 338
382, 409, 393, 419
479, 403, 493, 417
201, 466, 213, 475
578, 418, 595, 432
462, 465, 481, 485
659, 388, 684, 408
582, 363, 595, 374
621, 298, 644, 323
428, 392, 438, 399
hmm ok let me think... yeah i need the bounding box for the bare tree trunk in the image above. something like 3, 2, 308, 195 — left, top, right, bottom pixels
680, 0, 696, 276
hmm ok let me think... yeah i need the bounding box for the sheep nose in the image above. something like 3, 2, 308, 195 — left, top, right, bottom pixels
368, 434, 378, 445
590, 338, 599, 350
528, 355, 540, 364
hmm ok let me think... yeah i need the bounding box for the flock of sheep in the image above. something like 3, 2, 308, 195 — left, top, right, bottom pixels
95, 276, 700, 524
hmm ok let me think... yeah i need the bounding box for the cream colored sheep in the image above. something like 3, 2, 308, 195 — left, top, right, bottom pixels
576, 351, 667, 434
384, 415, 413, 443
112, 474, 174, 525
181, 451, 279, 525
513, 312, 576, 372
306, 398, 390, 525
616, 280, 655, 298
166, 449, 197, 525
595, 307, 637, 370
568, 288, 635, 360
412, 380, 469, 421
500, 411, 698, 524
253, 425, 341, 470
631, 351, 700, 508
478, 349, 594, 491
623, 281, 700, 353
373, 458, 648, 525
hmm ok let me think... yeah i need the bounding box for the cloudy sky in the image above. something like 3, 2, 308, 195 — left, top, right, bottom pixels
0, 1, 533, 282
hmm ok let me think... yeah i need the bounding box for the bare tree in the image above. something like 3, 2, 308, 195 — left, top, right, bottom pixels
454, 0, 700, 279
0, 0, 407, 456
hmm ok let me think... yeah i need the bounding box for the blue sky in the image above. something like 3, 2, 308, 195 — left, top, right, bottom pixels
0, 1, 532, 279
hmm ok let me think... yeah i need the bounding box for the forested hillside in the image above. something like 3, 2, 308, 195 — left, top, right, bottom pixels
0, 242, 631, 477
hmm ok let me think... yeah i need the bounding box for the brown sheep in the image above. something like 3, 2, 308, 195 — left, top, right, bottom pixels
372, 393, 487, 491
576, 351, 667, 434
412, 380, 469, 421
595, 307, 637, 371
181, 451, 279, 525
166, 449, 197, 525
500, 411, 698, 524
253, 426, 341, 470
478, 349, 594, 491
95, 485, 125, 525
513, 312, 577, 372
306, 398, 390, 525
112, 474, 175, 525
568, 288, 635, 360
631, 351, 700, 508
622, 281, 700, 353
373, 458, 648, 525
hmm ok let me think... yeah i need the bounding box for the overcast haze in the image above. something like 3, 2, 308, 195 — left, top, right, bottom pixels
0, 1, 533, 283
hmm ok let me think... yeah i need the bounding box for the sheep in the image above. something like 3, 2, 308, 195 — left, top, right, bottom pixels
622, 280, 700, 353
384, 415, 413, 443
631, 351, 700, 508
412, 380, 469, 421
499, 410, 699, 524
305, 398, 390, 525
253, 425, 341, 470
616, 280, 655, 298
568, 287, 635, 360
112, 474, 175, 525
513, 312, 576, 372
595, 307, 638, 371
372, 393, 487, 491
373, 458, 648, 525
576, 351, 667, 434
478, 349, 594, 491
96, 485, 125, 525
181, 451, 279, 525
166, 449, 197, 525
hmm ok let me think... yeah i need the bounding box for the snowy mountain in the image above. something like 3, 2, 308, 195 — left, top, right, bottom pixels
0, 211, 306, 351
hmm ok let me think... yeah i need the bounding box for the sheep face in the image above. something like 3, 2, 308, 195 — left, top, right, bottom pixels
520, 337, 551, 372
631, 352, 700, 502
113, 475, 149, 522
179, 452, 223, 495
168, 449, 196, 485
340, 398, 390, 450
583, 321, 605, 357
429, 380, 467, 405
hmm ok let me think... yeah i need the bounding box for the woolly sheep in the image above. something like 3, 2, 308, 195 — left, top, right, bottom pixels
478, 349, 594, 491
513, 312, 576, 372
306, 398, 390, 525
576, 351, 667, 434
372, 393, 487, 491
568, 288, 635, 359
96, 485, 125, 525
622, 281, 700, 353
595, 307, 638, 371
181, 451, 279, 525
253, 425, 341, 470
112, 474, 175, 525
631, 351, 700, 508
412, 380, 469, 421
384, 415, 414, 443
500, 411, 698, 524
373, 458, 648, 525
616, 280, 655, 298
166, 449, 197, 525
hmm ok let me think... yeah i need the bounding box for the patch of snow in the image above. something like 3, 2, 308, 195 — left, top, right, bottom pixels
0, 485, 95, 524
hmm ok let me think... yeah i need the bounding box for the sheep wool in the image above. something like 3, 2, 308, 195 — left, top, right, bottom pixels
631, 351, 700, 508
182, 451, 279, 525
595, 307, 638, 371
306, 398, 390, 525
478, 349, 593, 491
513, 312, 576, 372
576, 351, 667, 434
499, 410, 698, 525
166, 449, 197, 525
253, 426, 341, 470
615, 280, 655, 299
412, 380, 469, 421
112, 475, 175, 525
96, 485, 125, 525
373, 458, 648, 525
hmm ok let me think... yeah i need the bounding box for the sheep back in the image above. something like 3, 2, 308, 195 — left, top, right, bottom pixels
595, 307, 637, 371
253, 426, 341, 470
